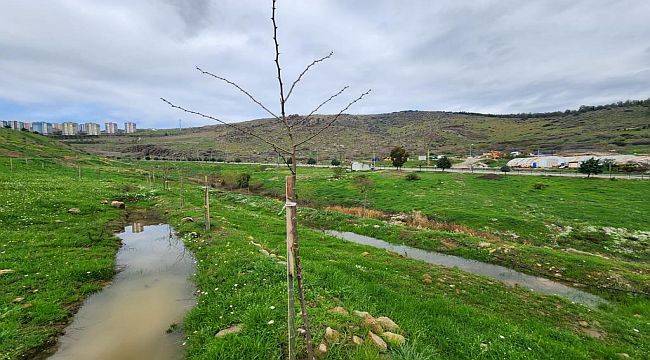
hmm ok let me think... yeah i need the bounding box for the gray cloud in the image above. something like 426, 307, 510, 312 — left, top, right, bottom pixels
1, 0, 649, 128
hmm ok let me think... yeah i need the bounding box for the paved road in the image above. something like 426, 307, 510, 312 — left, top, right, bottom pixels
143, 159, 648, 180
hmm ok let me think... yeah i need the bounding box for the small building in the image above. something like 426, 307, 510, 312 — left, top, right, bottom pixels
351, 162, 373, 171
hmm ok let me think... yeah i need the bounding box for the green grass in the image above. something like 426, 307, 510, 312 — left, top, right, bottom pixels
0, 130, 648, 359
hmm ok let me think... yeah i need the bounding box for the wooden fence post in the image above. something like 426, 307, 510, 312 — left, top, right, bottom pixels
180, 173, 184, 208
285, 175, 297, 360
204, 175, 210, 231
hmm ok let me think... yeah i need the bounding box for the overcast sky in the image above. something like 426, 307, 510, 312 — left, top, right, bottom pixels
2, 0, 649, 128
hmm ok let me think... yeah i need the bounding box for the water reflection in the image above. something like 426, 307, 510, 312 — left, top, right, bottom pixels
50, 224, 196, 360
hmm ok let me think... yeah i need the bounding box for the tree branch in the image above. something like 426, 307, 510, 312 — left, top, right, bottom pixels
160, 97, 290, 154
296, 89, 372, 147
290, 85, 349, 129
285, 51, 334, 102
196, 66, 281, 121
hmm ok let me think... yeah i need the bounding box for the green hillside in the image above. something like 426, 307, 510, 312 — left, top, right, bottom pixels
0, 128, 79, 158
67, 101, 649, 161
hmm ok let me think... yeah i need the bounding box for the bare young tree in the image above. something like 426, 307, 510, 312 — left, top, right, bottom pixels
161, 1, 370, 359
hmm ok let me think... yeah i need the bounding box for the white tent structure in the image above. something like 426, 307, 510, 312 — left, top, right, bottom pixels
507, 155, 650, 169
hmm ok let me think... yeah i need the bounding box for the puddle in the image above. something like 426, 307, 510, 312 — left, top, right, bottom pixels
324, 230, 607, 307
49, 223, 196, 360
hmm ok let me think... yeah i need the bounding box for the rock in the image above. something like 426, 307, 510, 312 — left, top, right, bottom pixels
329, 306, 349, 316
215, 324, 243, 337
259, 249, 270, 256
422, 273, 433, 284
381, 331, 406, 347
353, 310, 371, 319
188, 232, 199, 238
324, 327, 341, 343
376, 316, 399, 332
181, 217, 194, 223
361, 251, 370, 256
315, 342, 328, 358
0, 269, 15, 276
363, 316, 383, 334
352, 335, 364, 345
110, 201, 125, 209
12, 297, 24, 303
478, 242, 491, 248
616, 353, 630, 359
368, 331, 387, 352
67, 208, 81, 214
578, 320, 589, 328
100, 199, 109, 204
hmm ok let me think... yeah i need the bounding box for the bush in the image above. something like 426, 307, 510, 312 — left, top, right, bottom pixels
220, 172, 251, 189
405, 173, 420, 181
331, 166, 345, 179
532, 183, 548, 190
500, 165, 511, 173
216, 158, 225, 162
307, 158, 317, 165
331, 159, 341, 166
236, 173, 251, 188
248, 180, 264, 192
234, 158, 242, 163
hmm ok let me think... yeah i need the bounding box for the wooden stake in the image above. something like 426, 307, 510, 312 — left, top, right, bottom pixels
180, 173, 184, 207
204, 175, 210, 231
285, 175, 297, 360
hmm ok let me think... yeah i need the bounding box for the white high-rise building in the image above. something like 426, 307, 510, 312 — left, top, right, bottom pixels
85, 123, 101, 136
62, 122, 78, 135
124, 122, 136, 134
105, 122, 118, 134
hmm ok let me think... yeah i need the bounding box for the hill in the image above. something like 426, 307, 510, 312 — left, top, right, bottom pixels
0, 128, 80, 158
66, 100, 649, 162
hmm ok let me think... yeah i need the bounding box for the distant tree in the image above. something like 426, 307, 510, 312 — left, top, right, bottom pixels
437, 156, 452, 171
330, 158, 341, 166
500, 165, 511, 173
352, 174, 374, 209
578, 157, 603, 177
390, 146, 409, 169
234, 158, 242, 163
307, 157, 317, 165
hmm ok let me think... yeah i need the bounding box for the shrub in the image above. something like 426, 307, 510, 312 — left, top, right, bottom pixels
500, 165, 511, 173
234, 158, 242, 163
216, 158, 225, 163
307, 158, 317, 165
331, 166, 344, 179
405, 172, 420, 181
532, 183, 548, 190
248, 180, 264, 192
236, 173, 251, 188
331, 159, 341, 166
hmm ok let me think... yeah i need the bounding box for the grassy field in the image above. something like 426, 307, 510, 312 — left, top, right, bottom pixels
1, 130, 648, 359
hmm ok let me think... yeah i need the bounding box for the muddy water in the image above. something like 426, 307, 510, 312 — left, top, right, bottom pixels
49, 223, 196, 360
325, 230, 606, 307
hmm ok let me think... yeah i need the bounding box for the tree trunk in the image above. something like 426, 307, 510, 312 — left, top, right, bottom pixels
287, 151, 315, 360
285, 174, 297, 360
